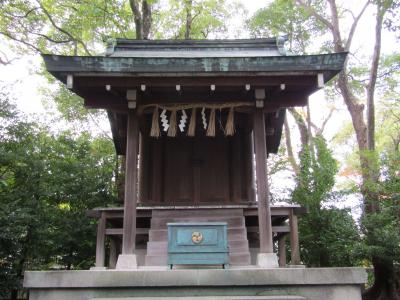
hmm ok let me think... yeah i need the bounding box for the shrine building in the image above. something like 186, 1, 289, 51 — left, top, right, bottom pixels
23, 38, 367, 300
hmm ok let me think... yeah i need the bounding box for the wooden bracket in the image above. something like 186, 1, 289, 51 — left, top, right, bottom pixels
255, 88, 265, 108
66, 74, 73, 89
127, 89, 137, 109
255, 88, 266, 100
317, 73, 324, 88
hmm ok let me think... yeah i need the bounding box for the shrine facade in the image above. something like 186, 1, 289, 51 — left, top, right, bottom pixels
40, 38, 347, 269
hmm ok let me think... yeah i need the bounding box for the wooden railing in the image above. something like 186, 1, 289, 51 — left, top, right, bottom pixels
88, 204, 307, 268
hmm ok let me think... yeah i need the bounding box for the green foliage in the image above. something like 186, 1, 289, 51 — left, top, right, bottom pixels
0, 0, 136, 55
292, 135, 361, 267
153, 0, 241, 39
360, 151, 400, 264
0, 88, 117, 296
293, 136, 338, 207
247, 0, 327, 54
300, 207, 361, 267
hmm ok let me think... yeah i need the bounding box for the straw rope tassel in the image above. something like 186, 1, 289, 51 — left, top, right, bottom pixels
167, 109, 177, 137
206, 108, 216, 137
187, 107, 196, 137
150, 107, 161, 138
225, 107, 235, 136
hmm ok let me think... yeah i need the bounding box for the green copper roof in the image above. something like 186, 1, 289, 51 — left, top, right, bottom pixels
105, 38, 287, 57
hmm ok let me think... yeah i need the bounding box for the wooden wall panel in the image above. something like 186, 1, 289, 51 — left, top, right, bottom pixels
197, 137, 230, 203
138, 128, 255, 205
163, 138, 194, 204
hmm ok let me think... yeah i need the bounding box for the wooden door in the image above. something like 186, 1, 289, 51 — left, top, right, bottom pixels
163, 138, 194, 204
195, 137, 230, 204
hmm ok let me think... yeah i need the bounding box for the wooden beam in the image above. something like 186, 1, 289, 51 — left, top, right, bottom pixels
106, 228, 149, 235
247, 226, 290, 233
289, 209, 301, 265
278, 236, 287, 267
109, 238, 118, 269
95, 213, 106, 268
74, 75, 318, 89
121, 109, 140, 255
253, 107, 274, 254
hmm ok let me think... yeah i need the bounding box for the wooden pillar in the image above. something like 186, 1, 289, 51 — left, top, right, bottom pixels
245, 132, 256, 203
289, 209, 301, 265
253, 107, 274, 254
278, 236, 287, 267
109, 238, 118, 269
121, 109, 139, 255
231, 134, 242, 203
151, 140, 163, 203
95, 213, 106, 268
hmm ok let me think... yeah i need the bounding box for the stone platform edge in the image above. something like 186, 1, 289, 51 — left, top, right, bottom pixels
24, 267, 367, 288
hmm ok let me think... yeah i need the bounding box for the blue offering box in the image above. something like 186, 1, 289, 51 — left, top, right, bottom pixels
167, 222, 229, 268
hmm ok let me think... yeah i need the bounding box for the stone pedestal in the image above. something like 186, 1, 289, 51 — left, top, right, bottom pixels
116, 254, 137, 270
257, 253, 279, 268
24, 267, 367, 300
90, 267, 107, 271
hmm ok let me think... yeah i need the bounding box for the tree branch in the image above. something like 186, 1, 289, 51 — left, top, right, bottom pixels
327, 0, 344, 52
345, 1, 370, 51
0, 50, 16, 65
295, 0, 334, 31
288, 107, 309, 146
31, 32, 73, 44
0, 31, 41, 53
311, 107, 335, 135
36, 0, 92, 55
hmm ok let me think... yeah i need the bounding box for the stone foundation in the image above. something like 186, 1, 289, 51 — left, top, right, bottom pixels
24, 267, 366, 300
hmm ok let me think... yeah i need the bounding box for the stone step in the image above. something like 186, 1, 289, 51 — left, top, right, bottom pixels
146, 240, 249, 255
151, 217, 245, 229
145, 251, 251, 266
91, 296, 306, 300
229, 252, 251, 265
146, 208, 251, 267
145, 254, 167, 266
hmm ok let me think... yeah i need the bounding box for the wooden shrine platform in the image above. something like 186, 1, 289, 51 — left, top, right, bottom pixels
87, 205, 306, 269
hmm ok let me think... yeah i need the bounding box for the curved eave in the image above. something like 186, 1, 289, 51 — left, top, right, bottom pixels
42, 52, 347, 83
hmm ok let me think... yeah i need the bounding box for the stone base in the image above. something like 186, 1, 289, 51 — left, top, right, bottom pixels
89, 267, 107, 271
257, 253, 279, 268
288, 264, 306, 268
115, 254, 138, 270
24, 267, 367, 300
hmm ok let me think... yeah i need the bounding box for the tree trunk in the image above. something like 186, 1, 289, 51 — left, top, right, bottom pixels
129, 0, 143, 39
288, 108, 309, 146
295, 1, 399, 298
184, 0, 193, 39
142, 0, 152, 39
129, 0, 152, 39
284, 115, 299, 176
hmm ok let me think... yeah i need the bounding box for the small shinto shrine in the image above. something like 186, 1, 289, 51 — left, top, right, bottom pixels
24, 38, 367, 300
